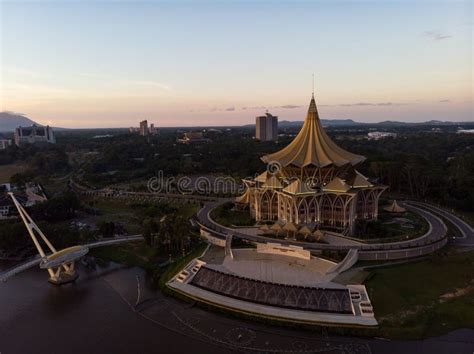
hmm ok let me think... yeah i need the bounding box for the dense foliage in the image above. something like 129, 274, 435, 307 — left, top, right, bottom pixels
1, 125, 472, 212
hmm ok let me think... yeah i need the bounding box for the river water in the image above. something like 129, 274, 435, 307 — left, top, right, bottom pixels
1, 261, 473, 354
0, 261, 227, 354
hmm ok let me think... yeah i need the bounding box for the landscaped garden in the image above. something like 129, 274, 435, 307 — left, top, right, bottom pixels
354, 209, 429, 243
209, 201, 255, 227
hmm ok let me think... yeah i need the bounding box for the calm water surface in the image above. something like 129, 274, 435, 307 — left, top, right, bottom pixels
0, 261, 227, 354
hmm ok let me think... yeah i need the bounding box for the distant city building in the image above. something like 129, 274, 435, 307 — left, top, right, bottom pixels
256, 112, 278, 141
0, 194, 27, 219
139, 120, 149, 136
457, 129, 474, 134
149, 123, 157, 135
128, 127, 139, 133
0, 183, 11, 192
367, 131, 397, 140
92, 134, 113, 139
14, 125, 56, 146
0, 139, 12, 150
177, 132, 211, 144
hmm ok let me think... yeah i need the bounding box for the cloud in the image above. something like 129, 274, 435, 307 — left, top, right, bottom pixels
423, 30, 452, 41
241, 106, 267, 110
338, 102, 409, 107
225, 107, 235, 111
340, 102, 374, 107
277, 105, 302, 109
438, 99, 451, 103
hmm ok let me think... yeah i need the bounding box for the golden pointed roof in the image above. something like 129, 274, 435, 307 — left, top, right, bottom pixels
283, 222, 298, 232
255, 171, 269, 183
323, 177, 351, 192
262, 175, 283, 189
235, 188, 251, 204
270, 222, 283, 231
347, 171, 373, 188
261, 95, 366, 168
283, 179, 314, 195
298, 225, 313, 235
384, 200, 406, 213
313, 229, 324, 240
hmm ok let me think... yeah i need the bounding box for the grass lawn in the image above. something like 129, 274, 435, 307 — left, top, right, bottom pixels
91, 241, 208, 290
90, 241, 159, 269
355, 210, 429, 243
365, 248, 474, 338
210, 202, 255, 227
0, 163, 26, 184
37, 176, 70, 197
176, 203, 199, 218
456, 210, 474, 228
85, 198, 136, 214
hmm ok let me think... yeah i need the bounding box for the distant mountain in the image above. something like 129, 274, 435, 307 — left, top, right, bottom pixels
0, 112, 40, 132
375, 120, 470, 126
244, 118, 473, 129
243, 118, 359, 128
278, 119, 358, 127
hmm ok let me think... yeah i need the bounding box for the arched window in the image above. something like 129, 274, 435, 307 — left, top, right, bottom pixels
308, 198, 319, 222
298, 200, 308, 224
334, 197, 345, 227
261, 193, 271, 220
270, 193, 278, 220
321, 196, 333, 225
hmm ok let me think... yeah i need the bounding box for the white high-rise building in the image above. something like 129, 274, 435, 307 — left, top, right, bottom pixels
255, 112, 278, 141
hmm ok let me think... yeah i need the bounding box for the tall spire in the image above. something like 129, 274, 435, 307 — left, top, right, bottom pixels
261, 90, 366, 168
308, 74, 317, 114
308, 93, 318, 114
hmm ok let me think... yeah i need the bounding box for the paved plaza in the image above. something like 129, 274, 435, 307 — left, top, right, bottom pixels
209, 249, 339, 286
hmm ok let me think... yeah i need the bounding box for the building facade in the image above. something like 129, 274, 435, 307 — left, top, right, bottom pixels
0, 139, 12, 150
14, 125, 56, 146
139, 120, 149, 136
237, 95, 386, 236
367, 131, 397, 140
177, 131, 211, 144
256, 112, 278, 141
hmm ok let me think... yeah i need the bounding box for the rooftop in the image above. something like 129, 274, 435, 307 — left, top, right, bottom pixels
261, 95, 366, 168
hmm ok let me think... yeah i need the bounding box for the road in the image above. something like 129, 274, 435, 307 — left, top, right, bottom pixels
196, 200, 450, 260
407, 201, 474, 247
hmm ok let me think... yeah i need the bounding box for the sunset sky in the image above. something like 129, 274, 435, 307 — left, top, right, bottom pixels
1, 0, 472, 128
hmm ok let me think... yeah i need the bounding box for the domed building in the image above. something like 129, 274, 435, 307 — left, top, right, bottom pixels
236, 94, 387, 236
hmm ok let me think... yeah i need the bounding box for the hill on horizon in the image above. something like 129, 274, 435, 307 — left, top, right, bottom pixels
0, 112, 40, 132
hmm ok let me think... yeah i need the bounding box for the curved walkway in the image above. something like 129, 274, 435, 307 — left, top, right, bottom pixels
0, 235, 143, 282
196, 200, 449, 260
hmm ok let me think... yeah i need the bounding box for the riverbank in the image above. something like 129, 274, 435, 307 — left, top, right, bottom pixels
1, 262, 473, 353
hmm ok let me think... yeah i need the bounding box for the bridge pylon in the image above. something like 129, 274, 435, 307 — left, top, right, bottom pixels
8, 193, 89, 285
